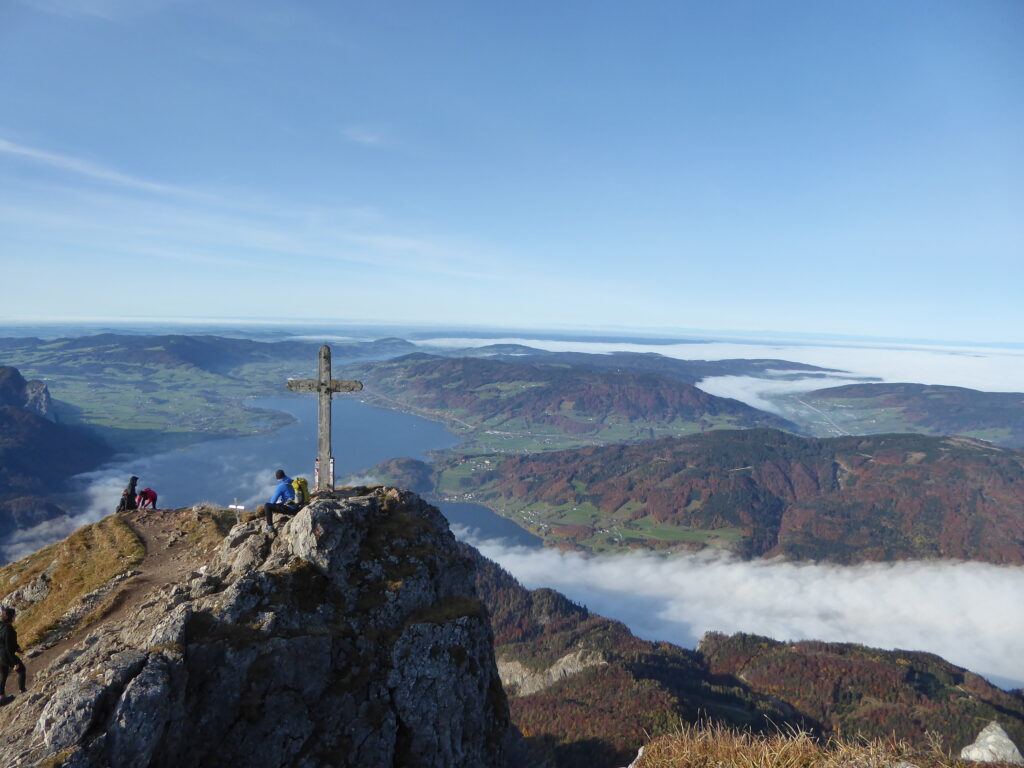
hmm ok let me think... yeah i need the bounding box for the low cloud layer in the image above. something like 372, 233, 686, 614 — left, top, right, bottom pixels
458, 531, 1024, 689
0, 472, 125, 563
419, 337, 1024, 393
695, 374, 868, 415
0, 459, 275, 565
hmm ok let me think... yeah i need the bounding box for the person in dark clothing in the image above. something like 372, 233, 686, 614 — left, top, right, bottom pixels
116, 476, 140, 512
0, 607, 26, 703
263, 469, 297, 533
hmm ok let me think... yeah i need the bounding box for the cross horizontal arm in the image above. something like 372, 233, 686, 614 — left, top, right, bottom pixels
287, 379, 363, 393
329, 379, 363, 393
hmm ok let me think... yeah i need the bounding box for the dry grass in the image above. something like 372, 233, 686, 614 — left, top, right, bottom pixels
0, 514, 145, 648
635, 722, 967, 768
76, 585, 132, 633
177, 506, 236, 556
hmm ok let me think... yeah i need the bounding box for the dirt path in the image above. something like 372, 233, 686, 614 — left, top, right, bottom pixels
26, 508, 209, 678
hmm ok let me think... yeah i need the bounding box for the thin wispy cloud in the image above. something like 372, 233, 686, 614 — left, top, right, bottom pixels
0, 137, 194, 198
342, 126, 385, 147
1, 138, 505, 282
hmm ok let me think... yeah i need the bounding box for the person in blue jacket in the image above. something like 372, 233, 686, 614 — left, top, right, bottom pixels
263, 468, 297, 533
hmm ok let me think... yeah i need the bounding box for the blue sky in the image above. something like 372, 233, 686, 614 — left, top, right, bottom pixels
1, 0, 1022, 343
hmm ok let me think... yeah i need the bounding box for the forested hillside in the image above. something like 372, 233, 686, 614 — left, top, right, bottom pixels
700, 632, 1024, 750
442, 429, 1024, 562
344, 354, 796, 452
454, 345, 837, 384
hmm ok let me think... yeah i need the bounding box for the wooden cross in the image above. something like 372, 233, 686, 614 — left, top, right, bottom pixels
286, 345, 363, 492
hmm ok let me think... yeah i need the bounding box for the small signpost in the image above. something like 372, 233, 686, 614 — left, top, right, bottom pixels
287, 345, 363, 492
228, 498, 245, 524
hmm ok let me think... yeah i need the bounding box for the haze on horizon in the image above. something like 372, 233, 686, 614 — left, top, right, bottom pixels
1, 1, 1022, 344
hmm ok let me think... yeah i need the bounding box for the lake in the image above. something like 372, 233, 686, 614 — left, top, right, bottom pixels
43, 396, 541, 553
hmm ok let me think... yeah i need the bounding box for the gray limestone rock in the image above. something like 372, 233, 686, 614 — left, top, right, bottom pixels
0, 488, 509, 768
2, 557, 56, 605
35, 679, 108, 752
23, 379, 53, 420
961, 722, 1024, 764
498, 648, 607, 697
106, 656, 177, 768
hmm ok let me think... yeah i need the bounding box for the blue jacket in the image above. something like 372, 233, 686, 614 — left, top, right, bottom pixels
269, 476, 295, 505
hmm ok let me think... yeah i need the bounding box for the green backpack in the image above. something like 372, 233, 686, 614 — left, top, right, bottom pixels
291, 476, 311, 506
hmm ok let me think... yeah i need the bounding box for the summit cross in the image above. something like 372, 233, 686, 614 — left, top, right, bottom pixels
286, 345, 363, 492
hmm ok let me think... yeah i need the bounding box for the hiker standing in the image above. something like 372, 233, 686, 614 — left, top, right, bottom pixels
137, 487, 158, 509
116, 476, 139, 512
263, 469, 297, 533
0, 607, 27, 703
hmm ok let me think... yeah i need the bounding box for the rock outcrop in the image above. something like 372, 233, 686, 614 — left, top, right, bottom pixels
497, 649, 607, 697
22, 379, 53, 420
0, 366, 52, 419
0, 488, 509, 767
0, 366, 111, 545
961, 722, 1024, 764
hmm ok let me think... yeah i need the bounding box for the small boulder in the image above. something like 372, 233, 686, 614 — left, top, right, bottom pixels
961, 722, 1024, 764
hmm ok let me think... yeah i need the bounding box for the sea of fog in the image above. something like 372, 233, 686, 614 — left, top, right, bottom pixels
461, 532, 1024, 689
4, 333, 1023, 689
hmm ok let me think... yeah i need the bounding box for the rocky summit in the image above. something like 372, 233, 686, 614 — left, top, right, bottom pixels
0, 488, 509, 768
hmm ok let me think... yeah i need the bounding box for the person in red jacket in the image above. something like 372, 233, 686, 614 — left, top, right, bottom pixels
137, 487, 158, 509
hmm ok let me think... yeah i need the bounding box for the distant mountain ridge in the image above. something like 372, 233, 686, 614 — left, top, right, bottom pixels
452, 345, 839, 384
343, 354, 797, 450
0, 333, 418, 376
0, 333, 419, 454
441, 429, 1024, 563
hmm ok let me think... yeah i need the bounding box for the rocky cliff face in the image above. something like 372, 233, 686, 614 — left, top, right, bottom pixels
0, 365, 111, 545
0, 366, 52, 419
0, 488, 509, 767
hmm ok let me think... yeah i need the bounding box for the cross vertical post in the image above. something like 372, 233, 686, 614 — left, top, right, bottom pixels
286, 345, 363, 493
317, 345, 332, 488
